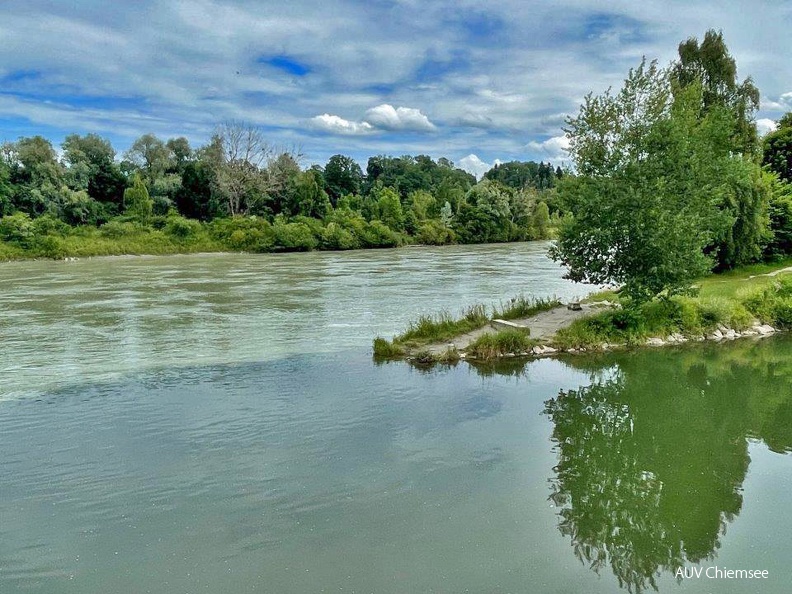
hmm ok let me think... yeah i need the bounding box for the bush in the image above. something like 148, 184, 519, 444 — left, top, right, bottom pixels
415, 220, 455, 245
321, 222, 360, 250
0, 212, 34, 246
361, 220, 401, 248
273, 221, 318, 251
209, 217, 275, 252
164, 214, 202, 240
100, 220, 149, 239
33, 235, 67, 259
468, 329, 533, 360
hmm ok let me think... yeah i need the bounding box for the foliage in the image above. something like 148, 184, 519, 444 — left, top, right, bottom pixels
123, 174, 153, 220
762, 119, 792, 183
467, 329, 534, 360
492, 295, 560, 320
672, 29, 760, 156
554, 49, 772, 302
394, 304, 489, 346
372, 337, 406, 359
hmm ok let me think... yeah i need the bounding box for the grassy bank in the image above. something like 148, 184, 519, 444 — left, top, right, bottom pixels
554, 264, 792, 349
375, 259, 792, 363
373, 296, 559, 359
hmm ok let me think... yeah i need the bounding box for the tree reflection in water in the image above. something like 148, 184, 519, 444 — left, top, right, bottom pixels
541, 339, 792, 592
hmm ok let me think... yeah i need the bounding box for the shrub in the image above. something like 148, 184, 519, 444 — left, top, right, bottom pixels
164, 214, 202, 239
321, 222, 360, 250
468, 329, 533, 360
33, 235, 67, 259
0, 212, 34, 246
273, 221, 318, 251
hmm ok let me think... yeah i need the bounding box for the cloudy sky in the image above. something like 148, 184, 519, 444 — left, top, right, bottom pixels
1, 0, 791, 177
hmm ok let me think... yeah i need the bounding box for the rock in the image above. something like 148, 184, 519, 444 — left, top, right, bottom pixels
459, 353, 467, 359
491, 319, 530, 332
709, 330, 724, 340
725, 329, 738, 339
544, 346, 557, 354
531, 346, 543, 355
646, 337, 665, 346
742, 329, 759, 336
756, 324, 776, 335
567, 301, 582, 311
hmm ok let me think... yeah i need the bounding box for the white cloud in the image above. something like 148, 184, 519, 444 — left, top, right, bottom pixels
310, 104, 435, 136
309, 114, 374, 135
526, 135, 570, 159
363, 104, 436, 132
458, 154, 502, 180
756, 118, 778, 137
762, 92, 792, 111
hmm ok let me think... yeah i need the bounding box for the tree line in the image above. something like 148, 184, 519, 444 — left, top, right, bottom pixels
552, 29, 792, 303
0, 125, 562, 257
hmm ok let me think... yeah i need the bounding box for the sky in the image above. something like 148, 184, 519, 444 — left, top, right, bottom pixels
1, 0, 791, 178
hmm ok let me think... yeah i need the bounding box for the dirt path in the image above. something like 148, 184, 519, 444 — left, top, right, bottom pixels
750, 266, 792, 278
425, 302, 613, 355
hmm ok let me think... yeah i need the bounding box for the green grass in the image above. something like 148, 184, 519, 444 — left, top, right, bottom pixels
554, 274, 792, 349
372, 337, 406, 359
467, 329, 536, 360
394, 304, 489, 346
492, 295, 561, 320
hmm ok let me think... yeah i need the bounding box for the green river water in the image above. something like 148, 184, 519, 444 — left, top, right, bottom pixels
1, 242, 791, 593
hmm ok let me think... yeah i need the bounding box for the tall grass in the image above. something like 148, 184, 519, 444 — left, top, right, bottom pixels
492, 295, 561, 320
394, 304, 489, 345
467, 329, 535, 360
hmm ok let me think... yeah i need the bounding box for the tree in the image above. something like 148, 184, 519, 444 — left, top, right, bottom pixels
123, 173, 153, 220
672, 29, 760, 156
287, 169, 331, 219
62, 133, 125, 209
763, 114, 792, 183
374, 186, 404, 231
125, 134, 171, 183
323, 154, 363, 204
210, 122, 278, 216
553, 60, 717, 302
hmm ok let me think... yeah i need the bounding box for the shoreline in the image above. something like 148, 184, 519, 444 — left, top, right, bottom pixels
0, 239, 554, 265
376, 262, 792, 365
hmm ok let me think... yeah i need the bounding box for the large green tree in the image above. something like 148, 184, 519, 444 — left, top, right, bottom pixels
763, 113, 792, 183
672, 29, 760, 156
553, 61, 728, 301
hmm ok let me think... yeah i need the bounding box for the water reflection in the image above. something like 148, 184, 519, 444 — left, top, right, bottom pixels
540, 339, 792, 592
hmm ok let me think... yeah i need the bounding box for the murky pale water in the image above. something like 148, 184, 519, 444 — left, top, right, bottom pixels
1, 243, 791, 593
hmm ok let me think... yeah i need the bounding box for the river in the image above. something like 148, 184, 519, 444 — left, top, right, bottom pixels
1, 242, 791, 593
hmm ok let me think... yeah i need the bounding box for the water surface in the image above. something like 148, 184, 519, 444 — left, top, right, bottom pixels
1, 244, 790, 593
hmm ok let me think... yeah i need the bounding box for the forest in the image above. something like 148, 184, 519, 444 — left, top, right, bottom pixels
0, 126, 561, 259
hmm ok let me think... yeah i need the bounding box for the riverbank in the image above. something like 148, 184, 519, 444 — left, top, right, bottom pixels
0, 211, 558, 262
374, 260, 792, 364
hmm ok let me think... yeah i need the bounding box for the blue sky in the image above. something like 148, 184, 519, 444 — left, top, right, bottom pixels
1, 0, 791, 177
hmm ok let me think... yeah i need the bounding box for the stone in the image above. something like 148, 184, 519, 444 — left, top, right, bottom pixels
756, 325, 776, 335
567, 301, 582, 311
646, 337, 665, 346
490, 319, 530, 332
